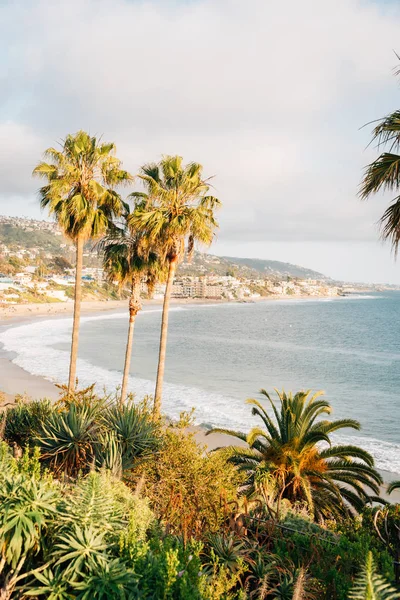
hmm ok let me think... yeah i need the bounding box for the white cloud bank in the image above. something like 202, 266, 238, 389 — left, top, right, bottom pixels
1, 0, 400, 281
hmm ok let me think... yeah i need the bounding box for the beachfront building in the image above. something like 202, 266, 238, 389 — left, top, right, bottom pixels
171, 279, 222, 299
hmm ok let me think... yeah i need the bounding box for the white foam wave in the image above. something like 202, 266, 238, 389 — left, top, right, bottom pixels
333, 434, 400, 474
0, 315, 252, 429
0, 312, 399, 475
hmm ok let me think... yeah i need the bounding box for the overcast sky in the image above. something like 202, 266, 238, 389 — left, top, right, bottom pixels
1, 0, 400, 283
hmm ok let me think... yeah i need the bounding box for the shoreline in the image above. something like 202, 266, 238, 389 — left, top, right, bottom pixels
0, 291, 354, 322
1, 296, 399, 499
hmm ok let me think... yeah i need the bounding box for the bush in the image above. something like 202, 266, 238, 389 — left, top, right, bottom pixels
3, 398, 53, 449
34, 393, 159, 478
130, 423, 242, 540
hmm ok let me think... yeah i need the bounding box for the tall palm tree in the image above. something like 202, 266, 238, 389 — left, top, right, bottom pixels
360, 110, 400, 253
128, 155, 221, 418
99, 226, 164, 404
209, 389, 382, 521
33, 131, 131, 393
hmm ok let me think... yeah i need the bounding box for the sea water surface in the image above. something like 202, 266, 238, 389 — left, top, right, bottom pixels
1, 292, 400, 472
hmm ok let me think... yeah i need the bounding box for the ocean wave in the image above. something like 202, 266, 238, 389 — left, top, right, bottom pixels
0, 313, 399, 475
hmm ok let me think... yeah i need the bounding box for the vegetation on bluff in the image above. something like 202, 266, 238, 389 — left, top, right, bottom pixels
0, 387, 398, 599
210, 390, 382, 521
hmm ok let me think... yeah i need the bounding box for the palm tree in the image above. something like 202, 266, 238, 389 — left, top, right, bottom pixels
209, 389, 382, 521
99, 225, 164, 403
33, 131, 131, 393
388, 480, 400, 496
360, 109, 400, 253
128, 155, 221, 418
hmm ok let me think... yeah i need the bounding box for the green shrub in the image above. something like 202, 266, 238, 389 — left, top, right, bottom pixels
3, 398, 53, 449
130, 424, 242, 540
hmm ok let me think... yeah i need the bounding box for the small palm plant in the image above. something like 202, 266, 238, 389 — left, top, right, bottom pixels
349, 552, 399, 599
33, 131, 131, 393
209, 389, 382, 521
99, 223, 165, 404
128, 155, 221, 418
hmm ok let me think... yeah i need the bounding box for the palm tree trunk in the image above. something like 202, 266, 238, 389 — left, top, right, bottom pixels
120, 278, 141, 404
153, 258, 176, 419
68, 234, 84, 394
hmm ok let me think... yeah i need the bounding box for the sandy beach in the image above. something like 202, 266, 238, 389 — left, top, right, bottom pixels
0, 297, 399, 504
0, 292, 343, 322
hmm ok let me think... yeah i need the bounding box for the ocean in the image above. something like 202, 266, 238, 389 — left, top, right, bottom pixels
1, 292, 400, 473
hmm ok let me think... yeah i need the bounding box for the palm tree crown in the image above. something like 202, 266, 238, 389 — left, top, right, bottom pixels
100, 226, 163, 292
360, 110, 400, 254
33, 130, 131, 242
128, 155, 220, 261
209, 389, 382, 521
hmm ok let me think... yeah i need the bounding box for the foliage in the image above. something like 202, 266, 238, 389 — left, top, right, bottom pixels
131, 424, 241, 540
210, 389, 382, 521
388, 481, 400, 495
34, 391, 159, 478
100, 400, 160, 472
33, 130, 131, 244
349, 551, 399, 599
128, 155, 221, 264
99, 222, 165, 293
37, 403, 100, 476
3, 398, 53, 449
360, 102, 400, 255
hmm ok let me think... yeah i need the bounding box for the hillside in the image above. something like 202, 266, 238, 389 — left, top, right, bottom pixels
220, 256, 328, 280
178, 251, 328, 280
0, 217, 328, 280
0, 223, 65, 253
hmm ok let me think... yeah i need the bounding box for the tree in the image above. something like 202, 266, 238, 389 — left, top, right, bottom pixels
128, 155, 221, 418
209, 389, 383, 521
33, 130, 131, 393
99, 225, 164, 403
360, 106, 400, 254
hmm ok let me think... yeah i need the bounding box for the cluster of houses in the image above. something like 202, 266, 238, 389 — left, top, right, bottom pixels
0, 264, 343, 304
152, 275, 341, 301
0, 216, 345, 303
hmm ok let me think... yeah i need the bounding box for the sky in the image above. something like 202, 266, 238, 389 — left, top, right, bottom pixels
1, 0, 400, 283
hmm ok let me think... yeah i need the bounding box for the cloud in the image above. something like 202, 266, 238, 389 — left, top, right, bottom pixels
1, 0, 400, 252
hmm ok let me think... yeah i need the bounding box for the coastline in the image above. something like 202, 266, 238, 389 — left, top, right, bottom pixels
0, 295, 399, 501
0, 292, 347, 322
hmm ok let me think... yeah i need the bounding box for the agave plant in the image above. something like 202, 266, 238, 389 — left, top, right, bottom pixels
209, 389, 382, 521
24, 566, 71, 599
4, 398, 53, 449
203, 532, 250, 574
0, 470, 60, 599
36, 403, 100, 476
101, 402, 159, 471
72, 558, 138, 599
95, 429, 123, 476
53, 525, 109, 580
349, 552, 399, 599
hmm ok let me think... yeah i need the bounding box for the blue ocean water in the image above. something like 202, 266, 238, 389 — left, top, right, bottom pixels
1, 292, 399, 471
